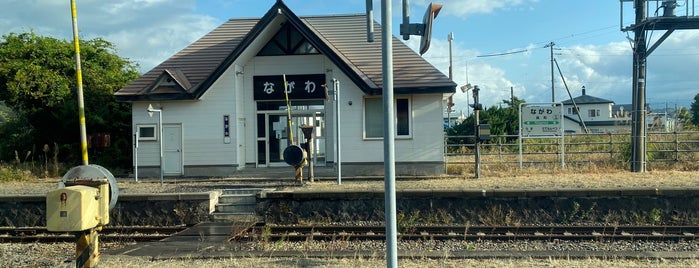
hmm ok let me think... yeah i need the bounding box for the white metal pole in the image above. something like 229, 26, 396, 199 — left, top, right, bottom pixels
147, 104, 164, 186
134, 130, 138, 182
382, 0, 398, 266
334, 78, 342, 185
158, 111, 163, 186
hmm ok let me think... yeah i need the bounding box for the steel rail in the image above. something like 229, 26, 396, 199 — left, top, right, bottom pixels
0, 226, 188, 243
239, 225, 699, 242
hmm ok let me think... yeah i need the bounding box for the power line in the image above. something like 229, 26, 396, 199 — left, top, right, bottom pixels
476, 49, 528, 58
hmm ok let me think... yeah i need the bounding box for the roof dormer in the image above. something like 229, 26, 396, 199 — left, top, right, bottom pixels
147, 68, 191, 95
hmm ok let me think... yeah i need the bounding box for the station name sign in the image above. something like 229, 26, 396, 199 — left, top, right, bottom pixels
520, 105, 563, 137
253, 74, 326, 101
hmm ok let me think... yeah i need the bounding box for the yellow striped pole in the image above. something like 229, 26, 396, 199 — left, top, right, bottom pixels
283, 74, 294, 144
75, 228, 98, 267
70, 1, 99, 266
70, 0, 89, 166
282, 74, 303, 183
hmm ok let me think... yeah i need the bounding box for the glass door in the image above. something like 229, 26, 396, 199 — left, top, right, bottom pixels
257, 111, 325, 167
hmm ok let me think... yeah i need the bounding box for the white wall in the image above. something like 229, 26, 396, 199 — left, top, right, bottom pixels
133, 53, 446, 171
132, 66, 239, 168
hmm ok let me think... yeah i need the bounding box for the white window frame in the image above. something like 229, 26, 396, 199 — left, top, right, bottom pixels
137, 124, 157, 141
363, 96, 412, 140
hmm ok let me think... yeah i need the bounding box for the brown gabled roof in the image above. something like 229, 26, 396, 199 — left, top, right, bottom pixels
115, 1, 455, 102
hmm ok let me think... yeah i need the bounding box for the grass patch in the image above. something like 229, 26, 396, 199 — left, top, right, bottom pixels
0, 164, 35, 182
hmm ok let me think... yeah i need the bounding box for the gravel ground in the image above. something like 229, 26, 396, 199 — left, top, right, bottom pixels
2, 242, 699, 268
2, 170, 699, 195
2, 170, 699, 267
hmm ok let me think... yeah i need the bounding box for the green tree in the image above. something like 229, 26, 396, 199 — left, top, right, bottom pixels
0, 32, 139, 172
445, 97, 525, 151
676, 106, 693, 130
691, 93, 699, 126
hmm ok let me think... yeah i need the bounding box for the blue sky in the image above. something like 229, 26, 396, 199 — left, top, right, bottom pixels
1, 0, 698, 113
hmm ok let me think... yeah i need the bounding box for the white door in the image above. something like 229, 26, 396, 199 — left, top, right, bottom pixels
163, 124, 182, 175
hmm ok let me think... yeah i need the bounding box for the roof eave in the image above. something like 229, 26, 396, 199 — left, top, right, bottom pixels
394, 84, 456, 95
115, 93, 195, 102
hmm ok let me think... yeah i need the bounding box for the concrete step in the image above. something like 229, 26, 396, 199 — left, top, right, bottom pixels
222, 188, 271, 195
211, 213, 260, 223
215, 203, 256, 213
218, 193, 256, 204
211, 188, 272, 222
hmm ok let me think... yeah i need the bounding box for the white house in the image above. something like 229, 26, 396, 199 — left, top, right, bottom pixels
115, 1, 456, 177
561, 87, 634, 134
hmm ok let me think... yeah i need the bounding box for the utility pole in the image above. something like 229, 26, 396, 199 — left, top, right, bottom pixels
620, 0, 699, 172
546, 41, 555, 102
630, 0, 648, 173
471, 86, 481, 178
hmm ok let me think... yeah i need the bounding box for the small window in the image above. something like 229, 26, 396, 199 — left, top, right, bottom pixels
363, 97, 411, 139
137, 124, 157, 141
396, 99, 410, 136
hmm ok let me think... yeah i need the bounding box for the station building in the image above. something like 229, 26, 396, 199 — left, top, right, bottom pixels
115, 1, 456, 177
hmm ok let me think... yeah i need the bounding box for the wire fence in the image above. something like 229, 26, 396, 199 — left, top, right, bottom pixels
444, 131, 699, 173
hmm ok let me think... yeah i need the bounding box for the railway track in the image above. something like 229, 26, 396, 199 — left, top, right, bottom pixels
4, 224, 698, 243
0, 226, 188, 243
236, 224, 699, 242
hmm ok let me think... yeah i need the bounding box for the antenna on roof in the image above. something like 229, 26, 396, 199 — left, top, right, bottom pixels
365, 0, 374, 42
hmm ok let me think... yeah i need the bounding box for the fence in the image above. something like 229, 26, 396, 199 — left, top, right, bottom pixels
444, 131, 699, 172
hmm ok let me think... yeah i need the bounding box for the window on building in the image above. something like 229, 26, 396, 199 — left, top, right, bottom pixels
588, 109, 600, 117
568, 107, 578, 115
364, 97, 411, 139
137, 124, 157, 141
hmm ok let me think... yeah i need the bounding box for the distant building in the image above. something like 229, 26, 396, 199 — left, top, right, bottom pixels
560, 87, 682, 133
443, 110, 467, 127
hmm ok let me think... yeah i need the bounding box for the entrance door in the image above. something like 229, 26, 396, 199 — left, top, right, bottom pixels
163, 124, 182, 175
256, 112, 325, 167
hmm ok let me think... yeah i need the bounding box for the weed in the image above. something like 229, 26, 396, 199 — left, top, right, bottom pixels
648, 208, 663, 225
563, 201, 598, 224
397, 210, 420, 234
274, 234, 286, 250
261, 224, 272, 243
478, 205, 521, 226
0, 164, 32, 182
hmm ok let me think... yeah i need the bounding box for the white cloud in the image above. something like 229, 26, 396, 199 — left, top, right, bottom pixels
411, 0, 539, 17
403, 26, 699, 113
403, 37, 521, 112
2, 0, 697, 110
0, 0, 219, 72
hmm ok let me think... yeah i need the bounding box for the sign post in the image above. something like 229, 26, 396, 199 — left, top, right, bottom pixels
518, 103, 565, 169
